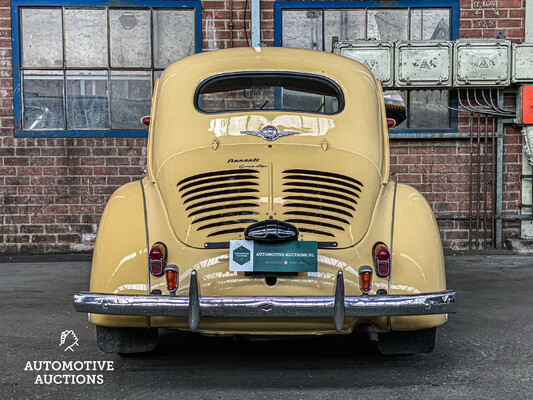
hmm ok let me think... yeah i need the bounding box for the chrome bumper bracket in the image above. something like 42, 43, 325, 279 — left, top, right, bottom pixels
333, 270, 345, 333
189, 270, 200, 332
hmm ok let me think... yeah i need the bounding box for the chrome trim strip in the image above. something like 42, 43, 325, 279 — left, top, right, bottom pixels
388, 180, 398, 331
139, 179, 151, 328
139, 179, 150, 296
73, 290, 456, 319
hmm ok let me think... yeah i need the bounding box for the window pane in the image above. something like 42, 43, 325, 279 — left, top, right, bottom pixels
153, 10, 195, 68
410, 9, 451, 40
111, 71, 151, 129
21, 8, 63, 68
324, 10, 365, 52
409, 90, 450, 129
22, 71, 65, 130
367, 9, 408, 41
110, 9, 151, 68
384, 91, 407, 129
197, 73, 342, 114
282, 10, 323, 51
64, 9, 108, 67
66, 71, 109, 130
154, 70, 164, 85
283, 89, 325, 113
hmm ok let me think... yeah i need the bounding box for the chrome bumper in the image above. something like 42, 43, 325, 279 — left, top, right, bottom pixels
74, 271, 456, 332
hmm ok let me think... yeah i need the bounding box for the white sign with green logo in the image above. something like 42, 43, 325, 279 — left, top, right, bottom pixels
229, 240, 318, 272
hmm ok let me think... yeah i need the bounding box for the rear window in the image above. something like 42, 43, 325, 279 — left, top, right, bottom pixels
195, 72, 344, 115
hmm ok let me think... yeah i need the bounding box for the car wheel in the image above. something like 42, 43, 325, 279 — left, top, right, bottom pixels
96, 326, 158, 354
377, 327, 436, 355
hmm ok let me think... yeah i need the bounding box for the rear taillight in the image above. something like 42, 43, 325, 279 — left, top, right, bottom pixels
373, 242, 391, 277
149, 242, 167, 276
358, 266, 373, 294
164, 265, 179, 294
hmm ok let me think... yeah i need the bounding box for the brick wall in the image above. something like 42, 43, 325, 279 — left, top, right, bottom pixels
0, 0, 527, 254
460, 0, 525, 42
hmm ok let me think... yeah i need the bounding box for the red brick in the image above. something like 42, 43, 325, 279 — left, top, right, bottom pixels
55, 215, 80, 223
30, 215, 55, 224
4, 157, 29, 166
31, 235, 57, 243
397, 155, 421, 164
17, 167, 42, 176
18, 186, 42, 195
20, 225, 44, 234
460, 30, 483, 38
6, 177, 29, 185
472, 19, 497, 29
460, 10, 479, 18
203, 1, 228, 10
485, 9, 507, 18
497, 0, 522, 7
498, 19, 522, 28
509, 10, 524, 18
505, 28, 525, 38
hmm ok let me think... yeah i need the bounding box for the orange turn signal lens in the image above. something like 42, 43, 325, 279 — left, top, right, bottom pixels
358, 265, 373, 294
164, 265, 179, 293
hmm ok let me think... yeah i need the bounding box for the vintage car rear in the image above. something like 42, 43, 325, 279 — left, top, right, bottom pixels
74, 47, 456, 355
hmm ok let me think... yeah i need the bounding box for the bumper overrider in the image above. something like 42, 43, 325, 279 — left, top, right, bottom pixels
73, 271, 456, 333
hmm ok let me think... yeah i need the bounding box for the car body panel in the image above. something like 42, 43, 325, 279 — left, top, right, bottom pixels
84, 47, 449, 336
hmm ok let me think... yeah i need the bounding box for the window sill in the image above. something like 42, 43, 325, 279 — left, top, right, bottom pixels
14, 130, 148, 138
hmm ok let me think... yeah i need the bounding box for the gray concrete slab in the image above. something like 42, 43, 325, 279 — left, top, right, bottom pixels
1, 254, 532, 399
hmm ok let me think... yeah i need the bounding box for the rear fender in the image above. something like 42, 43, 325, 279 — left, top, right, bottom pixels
89, 180, 149, 327
390, 183, 446, 330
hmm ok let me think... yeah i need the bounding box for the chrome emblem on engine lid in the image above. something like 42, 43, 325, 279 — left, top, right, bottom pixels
241, 125, 299, 141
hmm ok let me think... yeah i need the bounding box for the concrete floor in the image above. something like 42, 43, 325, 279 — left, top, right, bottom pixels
1, 254, 532, 399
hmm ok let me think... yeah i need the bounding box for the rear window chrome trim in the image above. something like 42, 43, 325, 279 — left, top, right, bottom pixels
193, 71, 345, 115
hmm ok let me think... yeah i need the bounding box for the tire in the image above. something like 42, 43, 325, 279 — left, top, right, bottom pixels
96, 326, 158, 354
377, 327, 436, 355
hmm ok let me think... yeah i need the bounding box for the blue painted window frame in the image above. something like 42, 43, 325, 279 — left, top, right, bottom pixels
11, 0, 202, 138
274, 0, 460, 136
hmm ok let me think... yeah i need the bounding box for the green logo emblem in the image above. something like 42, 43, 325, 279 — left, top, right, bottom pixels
233, 245, 251, 265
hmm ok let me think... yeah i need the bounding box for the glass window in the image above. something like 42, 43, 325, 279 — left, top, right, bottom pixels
110, 9, 151, 68
110, 71, 152, 129
153, 10, 196, 68
282, 10, 323, 51
410, 9, 451, 40
21, 9, 63, 68
66, 70, 109, 130
197, 73, 343, 115
278, 3, 458, 132
367, 9, 408, 41
22, 71, 64, 130
13, 1, 201, 136
64, 9, 108, 68
324, 10, 365, 53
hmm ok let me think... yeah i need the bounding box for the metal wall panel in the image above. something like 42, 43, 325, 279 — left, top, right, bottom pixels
333, 41, 394, 87
454, 40, 511, 87
512, 43, 533, 83
395, 41, 452, 88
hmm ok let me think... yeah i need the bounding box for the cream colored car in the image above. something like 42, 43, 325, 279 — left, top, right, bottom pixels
74, 47, 455, 355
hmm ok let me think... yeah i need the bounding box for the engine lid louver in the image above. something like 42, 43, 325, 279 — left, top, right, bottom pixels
282, 169, 364, 241
176, 169, 261, 239
164, 158, 376, 249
